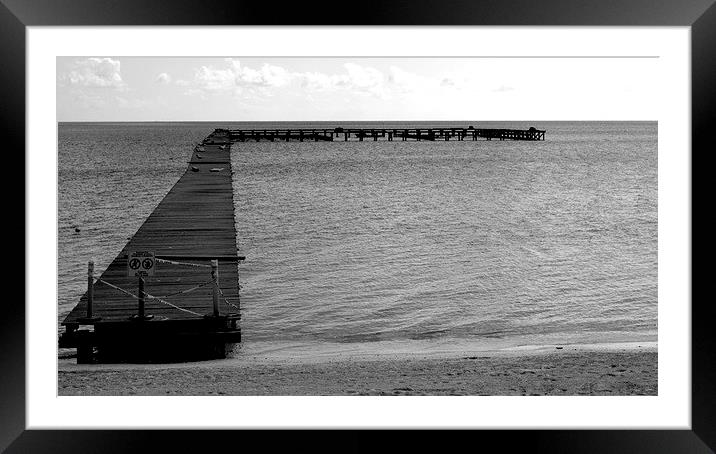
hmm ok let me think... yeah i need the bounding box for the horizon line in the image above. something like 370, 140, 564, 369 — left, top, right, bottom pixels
56, 119, 658, 123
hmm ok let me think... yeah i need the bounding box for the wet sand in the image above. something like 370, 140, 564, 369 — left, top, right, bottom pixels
58, 343, 657, 396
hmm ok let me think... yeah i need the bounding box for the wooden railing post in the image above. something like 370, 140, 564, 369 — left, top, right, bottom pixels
87, 260, 94, 318
138, 277, 146, 318
79, 260, 101, 322
212, 259, 220, 317
131, 276, 153, 321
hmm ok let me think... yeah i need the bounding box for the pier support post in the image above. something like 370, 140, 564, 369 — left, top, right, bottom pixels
137, 277, 147, 318
88, 260, 94, 317
79, 261, 101, 323
130, 277, 153, 321
77, 345, 95, 364
138, 277, 145, 317
86, 261, 95, 318
212, 259, 220, 317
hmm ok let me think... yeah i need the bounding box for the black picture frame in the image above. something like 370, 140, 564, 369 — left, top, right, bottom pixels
6, 0, 712, 451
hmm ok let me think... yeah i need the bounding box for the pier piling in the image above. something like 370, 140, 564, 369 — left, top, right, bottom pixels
211, 259, 220, 317
131, 277, 153, 321
78, 261, 101, 323
88, 261, 94, 317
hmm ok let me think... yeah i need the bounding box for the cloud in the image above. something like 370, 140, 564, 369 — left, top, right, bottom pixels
295, 63, 388, 98
299, 64, 440, 98
63, 58, 125, 89
296, 71, 349, 91
183, 59, 293, 96
231, 60, 292, 87
155, 72, 172, 84
192, 65, 236, 91
437, 72, 475, 91
492, 85, 515, 92
181, 60, 395, 98
342, 63, 386, 97
180, 60, 441, 100
388, 66, 440, 93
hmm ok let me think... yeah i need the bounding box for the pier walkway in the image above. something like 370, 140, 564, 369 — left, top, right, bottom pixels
60, 129, 243, 363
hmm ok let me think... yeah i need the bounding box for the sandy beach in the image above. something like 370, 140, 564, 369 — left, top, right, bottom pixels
58, 342, 657, 396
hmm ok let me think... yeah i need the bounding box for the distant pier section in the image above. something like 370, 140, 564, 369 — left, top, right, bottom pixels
226, 126, 545, 142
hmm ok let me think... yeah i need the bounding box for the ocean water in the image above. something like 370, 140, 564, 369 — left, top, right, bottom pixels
58, 121, 657, 356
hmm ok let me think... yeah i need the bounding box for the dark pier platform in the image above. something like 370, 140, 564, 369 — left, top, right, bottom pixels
59, 129, 244, 363
228, 125, 545, 142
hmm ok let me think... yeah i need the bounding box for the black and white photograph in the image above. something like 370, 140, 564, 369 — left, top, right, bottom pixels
3, 0, 714, 446
55, 53, 660, 397
11, 17, 704, 439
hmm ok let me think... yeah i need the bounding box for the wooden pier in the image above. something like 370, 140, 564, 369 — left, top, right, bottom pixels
59, 129, 244, 363
59, 123, 544, 363
227, 125, 545, 142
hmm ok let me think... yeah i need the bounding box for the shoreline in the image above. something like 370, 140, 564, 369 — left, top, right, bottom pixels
58, 341, 657, 396
58, 337, 657, 368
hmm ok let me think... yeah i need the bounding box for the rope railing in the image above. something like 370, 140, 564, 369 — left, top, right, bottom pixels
96, 277, 205, 317
216, 285, 240, 312
154, 257, 212, 268
95, 277, 139, 299
142, 293, 204, 317
155, 280, 214, 299
82, 258, 242, 321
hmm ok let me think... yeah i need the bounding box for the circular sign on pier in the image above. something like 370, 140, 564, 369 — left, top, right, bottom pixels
127, 251, 155, 277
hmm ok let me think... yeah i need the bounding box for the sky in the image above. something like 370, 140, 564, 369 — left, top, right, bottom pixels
56, 57, 659, 122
